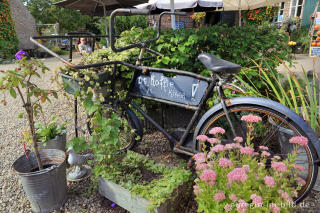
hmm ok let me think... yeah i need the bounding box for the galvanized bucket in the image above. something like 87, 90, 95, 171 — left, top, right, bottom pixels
12, 149, 67, 213
38, 132, 67, 152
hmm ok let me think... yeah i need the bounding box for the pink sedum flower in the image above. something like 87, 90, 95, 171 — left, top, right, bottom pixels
209, 127, 225, 135
261, 151, 271, 157
293, 164, 306, 172
193, 185, 200, 196
196, 135, 208, 141
242, 165, 250, 172
259, 145, 269, 150
227, 168, 248, 183
264, 176, 275, 187
271, 161, 287, 172
241, 114, 262, 123
224, 203, 233, 212
280, 191, 293, 202
234, 136, 243, 143
297, 177, 306, 186
240, 147, 254, 155
289, 136, 308, 147
236, 199, 248, 213
195, 163, 207, 171
214, 190, 226, 202
270, 204, 280, 213
218, 158, 233, 167
200, 169, 217, 185
207, 138, 219, 145
258, 162, 265, 167
250, 194, 263, 207
229, 193, 238, 202
211, 144, 225, 153
193, 153, 206, 164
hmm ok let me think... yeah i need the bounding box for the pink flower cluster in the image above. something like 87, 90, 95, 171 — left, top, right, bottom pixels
196, 135, 208, 141
241, 114, 262, 123
236, 199, 248, 213
293, 164, 306, 172
207, 138, 219, 145
234, 136, 243, 143
209, 127, 225, 135
193, 185, 200, 196
193, 153, 206, 164
210, 144, 225, 153
218, 158, 233, 167
200, 169, 217, 185
214, 190, 226, 201
196, 163, 208, 171
229, 193, 238, 202
278, 190, 293, 202
271, 161, 287, 172
227, 168, 248, 183
289, 136, 308, 147
242, 165, 250, 172
250, 194, 263, 206
225, 143, 242, 150
224, 203, 233, 212
297, 177, 306, 186
261, 151, 271, 157
240, 147, 254, 155
270, 203, 280, 213
259, 145, 269, 150
264, 176, 275, 187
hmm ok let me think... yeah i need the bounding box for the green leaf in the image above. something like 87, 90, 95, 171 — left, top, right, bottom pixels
9, 88, 16, 98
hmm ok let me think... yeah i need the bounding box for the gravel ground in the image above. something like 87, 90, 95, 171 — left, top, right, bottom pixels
1, 56, 320, 213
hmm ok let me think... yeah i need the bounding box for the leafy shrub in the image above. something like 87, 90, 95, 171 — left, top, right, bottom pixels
50, 46, 68, 55
290, 27, 310, 53
0, 0, 19, 59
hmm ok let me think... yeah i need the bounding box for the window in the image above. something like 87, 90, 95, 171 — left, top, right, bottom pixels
277, 2, 285, 23
289, 0, 304, 18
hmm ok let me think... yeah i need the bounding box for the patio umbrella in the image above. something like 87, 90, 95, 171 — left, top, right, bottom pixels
221, 0, 282, 11
136, 0, 223, 11
55, 0, 148, 16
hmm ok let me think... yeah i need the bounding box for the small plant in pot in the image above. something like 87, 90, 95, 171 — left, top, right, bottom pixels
0, 51, 67, 213
35, 116, 68, 151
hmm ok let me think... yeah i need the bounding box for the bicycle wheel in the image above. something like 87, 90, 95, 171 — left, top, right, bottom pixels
87, 104, 143, 152
198, 104, 318, 203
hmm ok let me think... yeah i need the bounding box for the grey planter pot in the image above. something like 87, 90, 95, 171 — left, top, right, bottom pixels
38, 132, 66, 152
12, 149, 67, 213
98, 177, 186, 213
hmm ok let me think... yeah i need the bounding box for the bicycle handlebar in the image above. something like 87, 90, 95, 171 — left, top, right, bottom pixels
110, 8, 187, 53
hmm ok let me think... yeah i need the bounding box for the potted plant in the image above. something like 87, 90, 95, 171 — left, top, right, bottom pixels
35, 116, 67, 151
0, 51, 67, 213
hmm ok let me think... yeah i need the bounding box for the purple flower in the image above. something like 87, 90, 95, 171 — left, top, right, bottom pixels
110, 203, 116, 207
15, 50, 28, 60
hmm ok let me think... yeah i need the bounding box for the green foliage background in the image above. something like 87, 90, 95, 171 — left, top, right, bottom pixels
0, 0, 19, 59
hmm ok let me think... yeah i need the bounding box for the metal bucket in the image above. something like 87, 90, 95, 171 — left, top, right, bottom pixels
12, 149, 67, 213
38, 132, 67, 152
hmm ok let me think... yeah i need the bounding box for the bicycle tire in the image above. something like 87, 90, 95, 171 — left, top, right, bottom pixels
197, 104, 318, 203
87, 104, 143, 152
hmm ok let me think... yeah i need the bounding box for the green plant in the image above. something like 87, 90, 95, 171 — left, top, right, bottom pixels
35, 116, 67, 145
290, 27, 310, 53
194, 116, 306, 212
96, 151, 192, 210
237, 58, 320, 136
0, 53, 58, 170
0, 0, 19, 59
50, 46, 68, 55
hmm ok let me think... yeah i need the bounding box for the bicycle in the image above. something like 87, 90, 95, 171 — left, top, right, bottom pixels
31, 8, 320, 203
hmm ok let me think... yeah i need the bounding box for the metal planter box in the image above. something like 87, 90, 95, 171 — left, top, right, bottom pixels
98, 177, 186, 213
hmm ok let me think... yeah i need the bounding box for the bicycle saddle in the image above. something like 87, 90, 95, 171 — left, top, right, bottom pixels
198, 53, 241, 74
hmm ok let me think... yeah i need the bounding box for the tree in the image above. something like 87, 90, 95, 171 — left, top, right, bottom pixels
22, 0, 92, 33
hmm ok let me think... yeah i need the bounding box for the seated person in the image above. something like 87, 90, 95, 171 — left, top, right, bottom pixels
78, 37, 92, 55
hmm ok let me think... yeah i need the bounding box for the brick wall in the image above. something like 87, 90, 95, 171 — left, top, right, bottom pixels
148, 13, 198, 29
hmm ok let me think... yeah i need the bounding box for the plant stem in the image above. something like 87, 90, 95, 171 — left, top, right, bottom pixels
17, 86, 43, 170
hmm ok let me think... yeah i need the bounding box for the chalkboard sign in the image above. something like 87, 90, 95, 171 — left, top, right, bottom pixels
131, 72, 208, 106
310, 47, 320, 57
